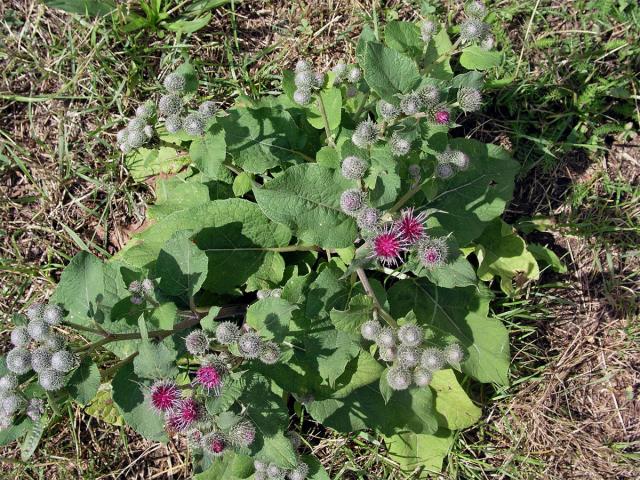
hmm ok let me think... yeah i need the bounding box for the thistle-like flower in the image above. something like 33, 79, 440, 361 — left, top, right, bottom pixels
38, 369, 64, 391
347, 66, 361, 84
266, 464, 286, 479
352, 119, 379, 148
163, 72, 186, 93
31, 347, 52, 374
194, 363, 224, 394
390, 132, 411, 157
397, 323, 424, 347
293, 89, 313, 106
167, 398, 202, 431
26, 303, 44, 322
127, 129, 147, 149
203, 431, 228, 456
149, 380, 181, 413
42, 333, 65, 352
418, 237, 449, 269
400, 92, 422, 116
158, 94, 183, 117
287, 463, 310, 480
396, 208, 428, 245
198, 101, 218, 119
379, 346, 397, 362
295, 59, 312, 72
421, 347, 445, 371
10, 326, 30, 348
332, 61, 348, 81
356, 207, 381, 231
340, 189, 365, 216
386, 366, 412, 391
229, 420, 256, 448
420, 19, 437, 43
370, 223, 406, 267
313, 71, 325, 89
444, 343, 465, 364
294, 70, 315, 89
413, 367, 433, 387
457, 87, 482, 113
183, 113, 205, 136
449, 150, 470, 170
465, 0, 487, 19
375, 326, 396, 349
185, 330, 210, 356
418, 85, 441, 108
50, 350, 75, 373
360, 320, 382, 341
460, 18, 488, 43
255, 459, 268, 472
26, 398, 45, 421
128, 117, 147, 132
260, 341, 281, 365
42, 304, 63, 326
0, 375, 18, 393
165, 114, 183, 134
135, 102, 155, 119
435, 162, 455, 179
433, 108, 450, 125
397, 346, 421, 369
238, 332, 263, 359
341, 156, 368, 180
378, 100, 399, 120
143, 125, 154, 139
6, 348, 31, 375
2, 394, 26, 415
215, 321, 240, 345
116, 129, 128, 145
481, 34, 495, 51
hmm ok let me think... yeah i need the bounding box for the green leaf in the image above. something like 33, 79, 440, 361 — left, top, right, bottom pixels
0, 415, 32, 447
232, 172, 253, 197
112, 363, 167, 441
115, 199, 292, 294
474, 220, 540, 294
367, 145, 401, 209
306, 87, 342, 131
528, 243, 567, 273
362, 42, 421, 99
219, 106, 303, 173
254, 164, 358, 249
148, 177, 212, 221
199, 306, 222, 333
126, 146, 190, 182
384, 21, 422, 57
206, 373, 245, 415
410, 253, 477, 289
246, 298, 297, 342
20, 414, 47, 461
133, 338, 179, 380
430, 369, 481, 429
459, 46, 503, 71
427, 139, 519, 245
330, 294, 374, 334
382, 428, 454, 477
43, 0, 116, 16
85, 385, 125, 426
300, 454, 331, 480
194, 451, 254, 479
388, 279, 510, 385
67, 357, 100, 406
165, 12, 212, 34
190, 125, 229, 180
422, 28, 454, 80
156, 231, 209, 300
316, 146, 340, 169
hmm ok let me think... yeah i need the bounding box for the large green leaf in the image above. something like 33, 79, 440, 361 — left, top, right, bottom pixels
67, 357, 100, 406
44, 0, 116, 16
384, 21, 422, 57
85, 385, 125, 426
20, 414, 47, 461
114, 199, 291, 294
474, 219, 540, 294
427, 139, 519, 246
388, 279, 510, 385
193, 451, 254, 479
112, 363, 167, 441
382, 428, 454, 477
422, 28, 454, 80
133, 337, 179, 380
459, 46, 503, 71
254, 164, 358, 248
409, 253, 477, 289
126, 146, 190, 182
148, 177, 211, 221
245, 298, 297, 342
430, 369, 481, 429
189, 125, 229, 180
219, 106, 302, 173
156, 231, 209, 300
306, 87, 342, 131
362, 42, 421, 99
330, 294, 374, 334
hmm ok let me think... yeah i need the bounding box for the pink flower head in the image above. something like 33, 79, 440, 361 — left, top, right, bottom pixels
149, 380, 181, 413
370, 223, 407, 267
166, 398, 202, 432
434, 110, 450, 125
204, 432, 228, 457
194, 364, 223, 395
396, 208, 428, 245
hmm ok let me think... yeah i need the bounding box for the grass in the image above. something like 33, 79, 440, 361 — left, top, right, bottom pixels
1, 0, 639, 478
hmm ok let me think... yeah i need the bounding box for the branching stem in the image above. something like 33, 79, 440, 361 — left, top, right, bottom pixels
316, 94, 336, 148
356, 268, 397, 328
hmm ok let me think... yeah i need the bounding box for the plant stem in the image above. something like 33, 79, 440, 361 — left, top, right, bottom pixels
422, 38, 462, 75
356, 268, 397, 328
387, 180, 426, 214
316, 95, 336, 148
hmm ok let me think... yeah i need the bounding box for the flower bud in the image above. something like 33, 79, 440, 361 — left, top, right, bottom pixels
255, 459, 268, 472
397, 346, 421, 368
386, 366, 411, 390
42, 304, 63, 326
433, 108, 450, 125
0, 416, 12, 430
340, 189, 365, 216
183, 113, 205, 136
421, 347, 445, 371
116, 128, 128, 145
481, 33, 495, 50
0, 375, 18, 392
341, 155, 368, 180
2, 394, 26, 415
408, 164, 421, 180
458, 87, 482, 113
229, 420, 256, 448
127, 129, 147, 148
449, 150, 470, 170
347, 66, 361, 84
295, 59, 312, 72
7, 349, 31, 375
352, 119, 379, 148
418, 237, 449, 269
294, 70, 315, 89
26, 303, 44, 322
42, 333, 66, 352
135, 102, 155, 119
378, 100, 399, 120
165, 114, 183, 134
215, 321, 240, 345
356, 207, 381, 231
51, 350, 76, 373
31, 347, 53, 373
465, 0, 487, 19
360, 320, 381, 341
418, 85, 440, 107
27, 320, 49, 341
267, 464, 285, 479
238, 332, 263, 359
413, 367, 433, 387
203, 431, 228, 457
421, 19, 437, 42
38, 369, 64, 391
379, 346, 397, 362
26, 398, 45, 421
288, 462, 310, 480
198, 101, 218, 119
163, 72, 186, 93
128, 117, 147, 132
293, 89, 313, 106
158, 94, 183, 117
375, 327, 396, 348
460, 19, 488, 43
10, 326, 30, 347
390, 132, 411, 157
400, 92, 422, 115
260, 341, 281, 365
143, 125, 154, 139
185, 330, 210, 356
397, 324, 424, 347
435, 162, 455, 179
332, 61, 348, 81
444, 343, 465, 364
